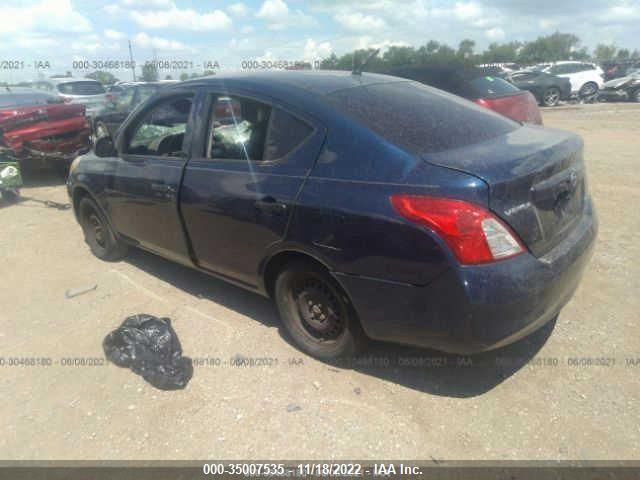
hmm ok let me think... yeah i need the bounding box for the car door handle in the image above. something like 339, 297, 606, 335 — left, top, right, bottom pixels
255, 196, 287, 214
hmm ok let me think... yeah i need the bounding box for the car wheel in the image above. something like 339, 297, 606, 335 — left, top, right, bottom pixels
275, 260, 367, 360
578, 82, 598, 98
542, 87, 561, 106
78, 197, 128, 261
1, 189, 19, 203
94, 121, 110, 140
632, 89, 640, 103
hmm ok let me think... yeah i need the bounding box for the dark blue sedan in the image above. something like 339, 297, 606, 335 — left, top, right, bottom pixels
67, 71, 597, 359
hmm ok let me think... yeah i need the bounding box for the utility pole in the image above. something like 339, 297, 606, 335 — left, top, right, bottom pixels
128, 40, 136, 81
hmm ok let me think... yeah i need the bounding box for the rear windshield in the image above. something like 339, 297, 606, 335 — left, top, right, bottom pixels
56, 81, 105, 95
462, 76, 520, 98
0, 91, 61, 108
326, 81, 518, 154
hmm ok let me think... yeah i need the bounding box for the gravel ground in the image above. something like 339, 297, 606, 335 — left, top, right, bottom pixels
0, 102, 638, 460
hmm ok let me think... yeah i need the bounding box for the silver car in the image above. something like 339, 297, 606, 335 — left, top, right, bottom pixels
32, 78, 107, 119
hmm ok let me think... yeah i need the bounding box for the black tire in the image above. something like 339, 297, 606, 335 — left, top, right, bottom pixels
632, 89, 640, 103
542, 87, 561, 106
78, 197, 128, 261
578, 82, 598, 98
274, 260, 367, 360
1, 189, 19, 203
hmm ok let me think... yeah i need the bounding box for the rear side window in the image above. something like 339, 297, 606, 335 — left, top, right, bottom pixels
263, 108, 313, 161
57, 81, 105, 95
206, 95, 312, 162
326, 81, 518, 155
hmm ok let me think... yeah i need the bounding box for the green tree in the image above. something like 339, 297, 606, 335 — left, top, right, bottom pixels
382, 46, 416, 67
518, 32, 581, 63
141, 62, 159, 81
593, 44, 617, 60
457, 39, 475, 59
179, 72, 189, 81
616, 48, 630, 60
85, 70, 118, 85
480, 41, 522, 63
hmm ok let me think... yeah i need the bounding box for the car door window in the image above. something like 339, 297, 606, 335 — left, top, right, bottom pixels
114, 87, 134, 111
125, 94, 193, 157
205, 96, 313, 162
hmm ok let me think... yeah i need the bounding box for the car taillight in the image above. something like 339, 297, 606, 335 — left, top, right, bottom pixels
390, 195, 525, 265
475, 92, 543, 125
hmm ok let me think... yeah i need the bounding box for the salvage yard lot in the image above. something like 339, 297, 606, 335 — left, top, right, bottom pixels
1, 103, 638, 460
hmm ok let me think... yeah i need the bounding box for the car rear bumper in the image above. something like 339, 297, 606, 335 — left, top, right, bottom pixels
335, 197, 597, 354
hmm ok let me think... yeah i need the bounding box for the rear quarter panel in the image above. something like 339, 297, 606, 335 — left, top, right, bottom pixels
285, 117, 489, 286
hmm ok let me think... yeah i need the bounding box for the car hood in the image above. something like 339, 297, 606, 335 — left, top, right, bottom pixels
603, 75, 640, 89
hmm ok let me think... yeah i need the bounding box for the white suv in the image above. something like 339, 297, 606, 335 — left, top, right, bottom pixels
543, 61, 604, 97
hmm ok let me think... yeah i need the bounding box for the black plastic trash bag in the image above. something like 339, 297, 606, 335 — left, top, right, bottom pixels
103, 314, 193, 390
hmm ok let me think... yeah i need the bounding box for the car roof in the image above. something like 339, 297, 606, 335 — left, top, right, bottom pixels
174, 70, 407, 96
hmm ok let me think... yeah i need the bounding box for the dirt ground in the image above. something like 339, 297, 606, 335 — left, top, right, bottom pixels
0, 102, 638, 460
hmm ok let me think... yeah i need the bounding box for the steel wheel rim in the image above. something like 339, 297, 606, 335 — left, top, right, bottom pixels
88, 212, 106, 247
294, 277, 345, 341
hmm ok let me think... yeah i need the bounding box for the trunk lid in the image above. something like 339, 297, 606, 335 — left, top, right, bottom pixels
423, 125, 586, 257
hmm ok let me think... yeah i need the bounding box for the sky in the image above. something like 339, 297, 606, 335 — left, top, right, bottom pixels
1, 0, 639, 82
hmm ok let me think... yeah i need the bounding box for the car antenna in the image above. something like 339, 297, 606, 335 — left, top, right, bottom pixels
352, 48, 380, 76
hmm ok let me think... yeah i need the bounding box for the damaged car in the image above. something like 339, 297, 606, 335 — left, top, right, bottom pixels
0, 87, 91, 170
598, 71, 640, 103
68, 71, 596, 359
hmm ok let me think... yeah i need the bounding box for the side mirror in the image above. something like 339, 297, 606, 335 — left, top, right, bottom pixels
94, 136, 117, 157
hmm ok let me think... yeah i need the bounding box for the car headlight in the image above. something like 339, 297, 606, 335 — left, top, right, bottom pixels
0, 165, 19, 179
69, 156, 82, 175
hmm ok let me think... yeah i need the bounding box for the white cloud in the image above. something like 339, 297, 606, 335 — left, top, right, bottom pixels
133, 32, 189, 51
303, 38, 333, 61
256, 0, 289, 20
130, 6, 232, 30
355, 36, 409, 51
240, 25, 255, 33
0, 0, 92, 36
228, 2, 249, 17
334, 12, 386, 32
120, 0, 172, 7
454, 2, 483, 19
104, 29, 126, 40
485, 27, 505, 40
256, 0, 316, 30
103, 4, 123, 15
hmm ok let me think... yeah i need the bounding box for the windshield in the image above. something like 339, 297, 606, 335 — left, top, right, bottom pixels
0, 90, 61, 108
327, 81, 517, 154
56, 81, 105, 95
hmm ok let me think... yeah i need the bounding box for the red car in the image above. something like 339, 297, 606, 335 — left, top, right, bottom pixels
388, 65, 543, 124
0, 87, 91, 168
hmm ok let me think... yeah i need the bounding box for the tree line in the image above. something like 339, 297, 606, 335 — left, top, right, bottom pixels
319, 32, 639, 72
